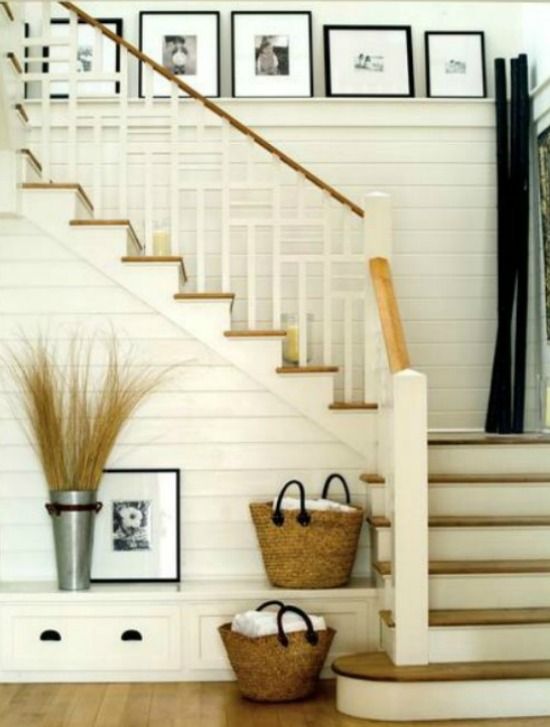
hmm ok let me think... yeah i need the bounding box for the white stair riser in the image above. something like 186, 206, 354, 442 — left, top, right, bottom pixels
428, 624, 550, 663
378, 573, 550, 609
429, 446, 550, 474
219, 337, 283, 372
367, 484, 550, 517
336, 675, 550, 721
70, 227, 140, 261
118, 265, 183, 296
374, 526, 550, 561
172, 301, 232, 337
22, 189, 93, 231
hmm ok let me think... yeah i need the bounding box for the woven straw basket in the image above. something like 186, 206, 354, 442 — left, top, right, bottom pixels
250, 474, 364, 589
219, 603, 336, 702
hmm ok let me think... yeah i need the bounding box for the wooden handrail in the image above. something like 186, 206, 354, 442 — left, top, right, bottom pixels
59, 1, 364, 218
369, 257, 410, 373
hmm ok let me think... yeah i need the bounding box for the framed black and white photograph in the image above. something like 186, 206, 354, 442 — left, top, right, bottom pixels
139, 12, 220, 98
91, 469, 180, 583
232, 12, 313, 97
46, 18, 122, 99
425, 32, 486, 98
324, 25, 414, 97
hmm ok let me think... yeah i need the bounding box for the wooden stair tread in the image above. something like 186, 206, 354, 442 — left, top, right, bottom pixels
24, 183, 94, 212
20, 148, 42, 173
1, 2, 14, 21
71, 218, 131, 227
329, 402, 378, 410
7, 52, 22, 74
369, 515, 550, 528
380, 608, 550, 628
276, 366, 339, 374
429, 433, 550, 446
122, 255, 187, 281
359, 473, 385, 484
224, 330, 286, 337
332, 651, 550, 682
15, 103, 29, 123
174, 293, 235, 300
374, 559, 550, 576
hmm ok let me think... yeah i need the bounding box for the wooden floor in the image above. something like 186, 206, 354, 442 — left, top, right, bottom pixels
1, 681, 550, 727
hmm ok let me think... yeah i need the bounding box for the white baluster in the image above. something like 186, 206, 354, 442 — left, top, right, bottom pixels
118, 46, 128, 218
196, 188, 205, 292
298, 263, 307, 367
344, 296, 353, 401
271, 155, 282, 329
247, 224, 257, 328
322, 191, 332, 365
144, 64, 154, 108
221, 119, 231, 291
144, 148, 153, 253
39, 1, 52, 180
170, 84, 179, 258
67, 12, 78, 181
92, 114, 102, 216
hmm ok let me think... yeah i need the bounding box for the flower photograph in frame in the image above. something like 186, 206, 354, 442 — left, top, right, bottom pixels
46, 18, 122, 99
91, 469, 181, 583
232, 12, 313, 98
139, 11, 220, 98
425, 32, 486, 98
324, 25, 414, 97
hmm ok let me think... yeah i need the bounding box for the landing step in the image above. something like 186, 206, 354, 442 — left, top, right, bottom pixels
369, 515, 550, 528
361, 472, 550, 485
24, 183, 94, 213
333, 651, 550, 682
224, 330, 286, 337
122, 255, 187, 281
329, 402, 378, 410
429, 433, 550, 445
374, 559, 550, 576
276, 366, 339, 374
380, 608, 550, 627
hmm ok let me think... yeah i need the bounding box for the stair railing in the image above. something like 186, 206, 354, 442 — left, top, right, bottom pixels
18, 0, 377, 403
366, 192, 429, 665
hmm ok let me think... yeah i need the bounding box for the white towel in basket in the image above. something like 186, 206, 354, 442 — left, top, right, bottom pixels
273, 496, 356, 513
231, 610, 326, 638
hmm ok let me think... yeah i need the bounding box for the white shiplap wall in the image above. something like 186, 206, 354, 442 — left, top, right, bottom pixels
0, 217, 369, 582
28, 98, 536, 429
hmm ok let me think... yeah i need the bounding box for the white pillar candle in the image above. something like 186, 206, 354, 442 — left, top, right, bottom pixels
152, 229, 171, 256
284, 324, 300, 365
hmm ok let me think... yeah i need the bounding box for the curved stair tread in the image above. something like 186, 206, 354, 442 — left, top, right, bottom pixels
332, 651, 550, 682
369, 515, 550, 528
380, 608, 550, 628
374, 559, 550, 576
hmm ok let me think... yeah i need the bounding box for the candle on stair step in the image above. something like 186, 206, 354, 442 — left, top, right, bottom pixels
152, 226, 171, 256
281, 313, 313, 365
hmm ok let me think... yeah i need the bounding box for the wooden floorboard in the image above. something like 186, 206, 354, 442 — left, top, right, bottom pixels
0, 681, 548, 726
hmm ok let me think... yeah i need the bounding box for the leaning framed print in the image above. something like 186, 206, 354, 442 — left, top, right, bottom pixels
324, 25, 414, 97
91, 469, 181, 583
231, 11, 313, 98
139, 11, 220, 98
46, 18, 122, 98
425, 32, 486, 98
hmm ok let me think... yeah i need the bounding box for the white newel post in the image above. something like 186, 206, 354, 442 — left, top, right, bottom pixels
363, 192, 393, 403
391, 368, 429, 665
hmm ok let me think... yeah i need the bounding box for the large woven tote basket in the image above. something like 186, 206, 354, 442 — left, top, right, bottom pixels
219, 602, 336, 702
249, 474, 364, 589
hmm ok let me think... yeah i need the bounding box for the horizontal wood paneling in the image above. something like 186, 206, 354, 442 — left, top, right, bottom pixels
0, 219, 369, 581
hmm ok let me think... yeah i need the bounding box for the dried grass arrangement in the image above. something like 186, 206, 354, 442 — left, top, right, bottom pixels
5, 334, 167, 492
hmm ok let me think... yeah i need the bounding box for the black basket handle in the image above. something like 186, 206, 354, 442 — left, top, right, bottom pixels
272, 479, 311, 527
321, 473, 351, 504
277, 605, 319, 648
256, 600, 285, 612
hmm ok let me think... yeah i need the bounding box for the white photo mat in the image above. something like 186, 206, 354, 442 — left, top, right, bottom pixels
426, 32, 486, 98
232, 12, 313, 97
91, 469, 180, 583
325, 26, 414, 97
139, 12, 219, 98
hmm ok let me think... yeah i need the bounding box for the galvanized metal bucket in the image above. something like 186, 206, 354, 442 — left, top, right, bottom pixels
46, 490, 103, 591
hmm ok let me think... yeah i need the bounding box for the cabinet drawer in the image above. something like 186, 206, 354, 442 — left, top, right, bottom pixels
1, 604, 181, 672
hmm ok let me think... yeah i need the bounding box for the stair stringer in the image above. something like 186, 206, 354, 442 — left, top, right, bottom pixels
25, 208, 377, 461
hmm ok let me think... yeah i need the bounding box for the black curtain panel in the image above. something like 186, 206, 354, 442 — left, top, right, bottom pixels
485, 55, 529, 434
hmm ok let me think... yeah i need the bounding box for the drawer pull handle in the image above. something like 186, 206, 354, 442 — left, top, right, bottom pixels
121, 629, 143, 642
40, 630, 61, 642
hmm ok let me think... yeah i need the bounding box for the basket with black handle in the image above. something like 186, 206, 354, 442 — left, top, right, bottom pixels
249, 474, 364, 588
219, 601, 336, 702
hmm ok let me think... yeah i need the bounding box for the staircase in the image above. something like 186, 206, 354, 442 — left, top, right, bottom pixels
334, 434, 550, 720
3, 0, 550, 719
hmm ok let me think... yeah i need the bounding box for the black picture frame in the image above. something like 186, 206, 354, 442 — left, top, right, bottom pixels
231, 11, 313, 98
45, 18, 122, 99
91, 468, 181, 584
139, 11, 220, 99
425, 31, 486, 99
324, 25, 414, 98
